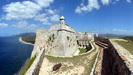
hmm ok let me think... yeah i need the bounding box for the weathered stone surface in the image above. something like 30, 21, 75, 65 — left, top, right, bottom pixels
31, 29, 50, 57
76, 32, 94, 41
31, 16, 79, 57
25, 47, 45, 75
110, 39, 133, 74
95, 37, 133, 75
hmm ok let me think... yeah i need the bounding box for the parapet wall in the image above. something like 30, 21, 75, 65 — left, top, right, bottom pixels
95, 37, 133, 75
110, 39, 133, 74
25, 47, 45, 75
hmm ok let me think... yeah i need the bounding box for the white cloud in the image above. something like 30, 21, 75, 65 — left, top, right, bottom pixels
26, 24, 38, 30
34, 13, 60, 25
0, 23, 8, 27
112, 0, 119, 4
93, 29, 133, 36
75, 0, 131, 14
34, 8, 60, 25
3, 1, 41, 20
75, 0, 100, 13
12, 20, 38, 30
127, 0, 131, 3
34, 14, 51, 25
2, 0, 61, 25
34, 0, 54, 8
46, 9, 58, 15
112, 29, 127, 32
47, 9, 55, 14
3, 0, 54, 20
50, 14, 59, 21
101, 0, 111, 5
12, 20, 28, 28
75, 7, 82, 13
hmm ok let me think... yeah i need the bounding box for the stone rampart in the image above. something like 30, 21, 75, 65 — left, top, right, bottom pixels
31, 29, 49, 57
110, 39, 133, 74
25, 48, 45, 75
95, 37, 133, 75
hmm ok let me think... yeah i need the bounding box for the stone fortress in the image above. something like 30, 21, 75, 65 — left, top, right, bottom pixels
25, 16, 96, 75
25, 16, 133, 75
31, 16, 94, 57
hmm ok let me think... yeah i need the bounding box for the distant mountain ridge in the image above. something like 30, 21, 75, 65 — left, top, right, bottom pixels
13, 32, 36, 37
98, 34, 130, 37
14, 33, 131, 37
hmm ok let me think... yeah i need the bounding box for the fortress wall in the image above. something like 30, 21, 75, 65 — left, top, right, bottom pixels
76, 33, 94, 48
60, 24, 75, 32
76, 33, 94, 41
50, 24, 60, 31
95, 38, 133, 75
44, 31, 63, 56
26, 29, 51, 75
77, 40, 90, 47
31, 29, 50, 57
110, 39, 133, 74
45, 24, 79, 57
31, 24, 79, 57
59, 30, 79, 56
25, 47, 45, 75
31, 24, 95, 57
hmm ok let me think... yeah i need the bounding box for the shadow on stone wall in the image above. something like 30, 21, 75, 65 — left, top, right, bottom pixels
86, 43, 92, 52
95, 37, 132, 75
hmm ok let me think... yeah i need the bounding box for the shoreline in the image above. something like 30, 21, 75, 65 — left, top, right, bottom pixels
19, 37, 34, 46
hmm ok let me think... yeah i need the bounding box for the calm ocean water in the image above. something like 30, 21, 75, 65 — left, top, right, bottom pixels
0, 37, 33, 75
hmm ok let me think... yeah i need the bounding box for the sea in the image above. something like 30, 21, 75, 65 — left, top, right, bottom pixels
0, 37, 33, 75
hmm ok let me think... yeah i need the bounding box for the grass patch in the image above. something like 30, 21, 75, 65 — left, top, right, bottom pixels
115, 40, 133, 54
123, 36, 133, 42
44, 42, 98, 74
16, 55, 36, 75
45, 46, 95, 65
79, 48, 87, 54
87, 53, 97, 74
61, 65, 68, 71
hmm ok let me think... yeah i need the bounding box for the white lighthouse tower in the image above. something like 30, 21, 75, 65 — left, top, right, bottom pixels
60, 16, 65, 25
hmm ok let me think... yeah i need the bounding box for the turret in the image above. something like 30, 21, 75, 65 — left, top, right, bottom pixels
60, 16, 65, 25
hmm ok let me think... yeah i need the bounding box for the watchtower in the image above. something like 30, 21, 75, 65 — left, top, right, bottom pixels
60, 16, 65, 25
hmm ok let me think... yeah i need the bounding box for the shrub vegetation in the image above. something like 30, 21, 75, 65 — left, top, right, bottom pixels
16, 55, 36, 75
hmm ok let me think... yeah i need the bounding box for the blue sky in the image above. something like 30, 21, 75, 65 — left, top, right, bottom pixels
0, 0, 133, 36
